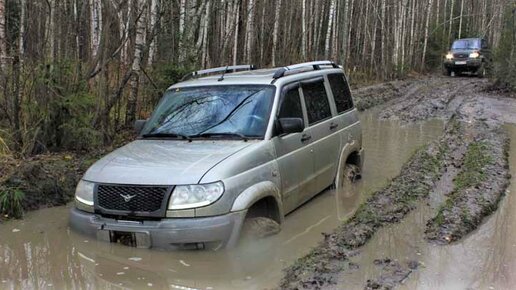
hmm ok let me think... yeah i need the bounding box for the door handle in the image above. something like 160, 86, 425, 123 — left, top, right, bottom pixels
329, 122, 339, 130
301, 134, 312, 142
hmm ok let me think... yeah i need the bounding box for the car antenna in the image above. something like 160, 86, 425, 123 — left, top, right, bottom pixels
218, 65, 229, 82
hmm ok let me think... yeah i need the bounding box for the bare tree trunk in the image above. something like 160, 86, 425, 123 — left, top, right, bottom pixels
422, 0, 434, 70
341, 0, 350, 65
127, 0, 147, 125
458, 0, 464, 38
147, 0, 160, 65
272, 0, 281, 66
232, 0, 240, 65
90, 0, 102, 59
302, 0, 307, 60
0, 0, 5, 71
179, 0, 187, 63
245, 0, 255, 63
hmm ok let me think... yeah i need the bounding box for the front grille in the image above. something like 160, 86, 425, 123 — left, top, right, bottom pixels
96, 185, 170, 217
453, 53, 469, 59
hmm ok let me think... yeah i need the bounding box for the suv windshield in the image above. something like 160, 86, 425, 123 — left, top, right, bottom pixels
452, 39, 480, 50
141, 85, 275, 139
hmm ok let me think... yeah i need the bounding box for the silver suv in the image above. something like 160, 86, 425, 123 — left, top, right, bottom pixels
70, 61, 364, 249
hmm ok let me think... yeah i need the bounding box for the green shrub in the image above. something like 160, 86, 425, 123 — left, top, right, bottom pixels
0, 186, 25, 219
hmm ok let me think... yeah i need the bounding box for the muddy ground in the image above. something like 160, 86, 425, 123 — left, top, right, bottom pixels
281, 76, 516, 289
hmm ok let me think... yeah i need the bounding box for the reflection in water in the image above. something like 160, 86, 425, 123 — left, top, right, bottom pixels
0, 111, 444, 289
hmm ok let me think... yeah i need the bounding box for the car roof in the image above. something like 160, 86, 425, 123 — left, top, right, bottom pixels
168, 61, 345, 90
169, 68, 279, 89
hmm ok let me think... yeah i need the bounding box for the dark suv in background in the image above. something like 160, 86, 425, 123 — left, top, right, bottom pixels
443, 38, 491, 77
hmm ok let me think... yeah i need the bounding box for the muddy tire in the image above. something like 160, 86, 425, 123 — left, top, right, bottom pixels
477, 63, 487, 78
241, 217, 281, 239
335, 163, 360, 194
443, 66, 452, 77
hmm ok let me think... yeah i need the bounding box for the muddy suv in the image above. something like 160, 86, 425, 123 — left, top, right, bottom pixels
443, 38, 491, 77
70, 61, 364, 250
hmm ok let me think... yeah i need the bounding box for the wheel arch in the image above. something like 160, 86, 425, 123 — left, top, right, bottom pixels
231, 181, 284, 224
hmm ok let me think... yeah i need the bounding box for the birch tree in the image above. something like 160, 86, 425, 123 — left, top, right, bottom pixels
127, 0, 147, 125
147, 0, 160, 65
90, 0, 102, 59
272, 0, 281, 66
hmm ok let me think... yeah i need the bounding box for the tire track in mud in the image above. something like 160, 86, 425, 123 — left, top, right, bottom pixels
279, 76, 515, 290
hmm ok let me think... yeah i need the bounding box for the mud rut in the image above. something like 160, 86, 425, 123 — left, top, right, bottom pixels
280, 76, 516, 290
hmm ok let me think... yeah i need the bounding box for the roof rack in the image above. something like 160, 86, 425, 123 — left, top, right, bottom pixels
180, 65, 257, 81
272, 61, 340, 79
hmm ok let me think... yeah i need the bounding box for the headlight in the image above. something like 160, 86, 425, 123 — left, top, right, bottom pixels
168, 182, 224, 210
445, 53, 453, 60
75, 180, 95, 206
469, 52, 480, 58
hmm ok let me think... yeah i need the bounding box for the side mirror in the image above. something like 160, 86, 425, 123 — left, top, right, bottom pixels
278, 118, 304, 135
134, 120, 147, 134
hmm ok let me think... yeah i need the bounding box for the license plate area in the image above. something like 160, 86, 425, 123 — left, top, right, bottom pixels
455, 61, 467, 65
97, 229, 151, 248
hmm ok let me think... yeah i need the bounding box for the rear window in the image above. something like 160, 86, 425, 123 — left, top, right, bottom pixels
328, 74, 353, 113
302, 78, 332, 125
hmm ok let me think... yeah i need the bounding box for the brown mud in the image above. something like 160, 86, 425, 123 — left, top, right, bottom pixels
0, 112, 445, 289
365, 259, 419, 290
280, 76, 516, 289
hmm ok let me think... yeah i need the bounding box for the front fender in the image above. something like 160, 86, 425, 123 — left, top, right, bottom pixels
230, 181, 284, 223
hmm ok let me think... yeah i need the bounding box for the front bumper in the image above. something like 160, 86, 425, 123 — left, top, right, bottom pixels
444, 59, 482, 70
69, 207, 247, 250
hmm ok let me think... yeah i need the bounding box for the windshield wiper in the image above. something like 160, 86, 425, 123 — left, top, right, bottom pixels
141, 132, 192, 141
191, 132, 250, 141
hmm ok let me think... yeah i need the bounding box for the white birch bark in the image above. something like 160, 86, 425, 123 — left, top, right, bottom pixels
179, 0, 187, 63
90, 0, 102, 59
458, 0, 464, 38
232, 0, 240, 65
341, 0, 350, 65
325, 0, 336, 59
147, 0, 160, 65
301, 0, 307, 59
272, 0, 281, 67
127, 0, 147, 124
19, 0, 25, 60
49, 0, 56, 61
245, 0, 255, 63
422, 0, 434, 69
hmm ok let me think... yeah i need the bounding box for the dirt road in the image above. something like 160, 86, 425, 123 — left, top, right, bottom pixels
1, 76, 515, 290
282, 76, 516, 289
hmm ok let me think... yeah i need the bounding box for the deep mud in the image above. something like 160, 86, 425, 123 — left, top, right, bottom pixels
425, 124, 511, 243
280, 130, 448, 289
280, 76, 516, 289
364, 259, 419, 290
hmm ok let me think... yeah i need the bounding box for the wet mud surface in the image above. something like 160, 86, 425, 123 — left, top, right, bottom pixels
281, 76, 516, 289
1, 76, 516, 290
0, 112, 444, 289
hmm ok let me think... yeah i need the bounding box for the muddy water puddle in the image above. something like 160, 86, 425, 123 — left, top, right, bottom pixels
341, 124, 516, 290
0, 112, 444, 290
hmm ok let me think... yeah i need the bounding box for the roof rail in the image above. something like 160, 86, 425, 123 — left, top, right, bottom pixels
272, 61, 340, 79
180, 65, 257, 81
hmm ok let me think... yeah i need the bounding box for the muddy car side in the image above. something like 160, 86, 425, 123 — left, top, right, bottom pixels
69, 61, 364, 250
443, 38, 491, 77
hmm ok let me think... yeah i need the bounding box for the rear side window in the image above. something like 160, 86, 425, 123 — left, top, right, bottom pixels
328, 74, 354, 113
279, 87, 303, 119
302, 78, 332, 125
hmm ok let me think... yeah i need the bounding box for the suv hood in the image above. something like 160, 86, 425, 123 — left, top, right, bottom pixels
83, 140, 252, 185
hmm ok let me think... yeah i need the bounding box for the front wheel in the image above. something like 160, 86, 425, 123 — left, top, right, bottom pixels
477, 63, 487, 78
